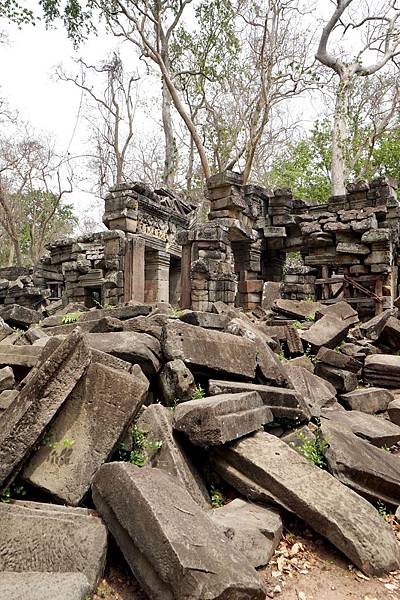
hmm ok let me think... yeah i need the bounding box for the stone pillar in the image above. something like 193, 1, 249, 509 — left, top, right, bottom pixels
123, 237, 145, 303
145, 250, 170, 304
169, 261, 181, 306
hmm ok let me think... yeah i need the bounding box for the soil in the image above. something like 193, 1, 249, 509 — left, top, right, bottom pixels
93, 517, 400, 600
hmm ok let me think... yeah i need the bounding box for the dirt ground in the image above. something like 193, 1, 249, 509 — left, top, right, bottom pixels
93, 518, 400, 600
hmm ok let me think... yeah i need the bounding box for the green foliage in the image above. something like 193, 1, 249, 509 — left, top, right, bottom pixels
377, 501, 390, 519
42, 433, 75, 449
210, 486, 225, 508
277, 349, 286, 363
62, 312, 81, 324
298, 430, 329, 469
192, 384, 206, 400
1, 483, 27, 503
304, 313, 315, 322
117, 425, 162, 467
0, 0, 34, 25
304, 344, 316, 364
293, 320, 303, 330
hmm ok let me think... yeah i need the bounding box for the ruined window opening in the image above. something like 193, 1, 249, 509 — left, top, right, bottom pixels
84, 286, 102, 309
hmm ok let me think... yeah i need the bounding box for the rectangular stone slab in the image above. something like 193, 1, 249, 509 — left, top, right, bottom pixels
214, 431, 400, 575
0, 345, 43, 367
208, 379, 311, 421
173, 392, 273, 446
301, 315, 351, 351
0, 500, 107, 591
210, 498, 282, 568
136, 404, 210, 508
321, 408, 400, 447
0, 329, 92, 493
23, 362, 149, 505
92, 463, 266, 600
161, 320, 257, 379
321, 420, 400, 506
0, 572, 91, 600
364, 354, 400, 388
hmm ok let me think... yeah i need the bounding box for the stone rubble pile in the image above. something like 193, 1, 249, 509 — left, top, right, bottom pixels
1, 298, 400, 598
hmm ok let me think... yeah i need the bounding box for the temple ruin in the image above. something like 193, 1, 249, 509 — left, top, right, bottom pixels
0, 173, 398, 317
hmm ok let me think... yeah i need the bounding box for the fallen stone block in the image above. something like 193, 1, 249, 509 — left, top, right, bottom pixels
388, 399, 400, 425
92, 463, 266, 599
316, 347, 362, 374
23, 362, 148, 505
0, 303, 39, 328
321, 408, 400, 447
0, 389, 18, 411
213, 431, 400, 575
359, 309, 398, 341
379, 316, 400, 352
314, 363, 357, 393
321, 420, 400, 506
301, 315, 351, 351
0, 329, 92, 493
0, 500, 107, 590
179, 310, 230, 329
315, 301, 359, 326
136, 404, 209, 508
0, 365, 15, 392
162, 320, 257, 379
0, 345, 42, 368
159, 359, 196, 406
285, 365, 337, 418
281, 424, 316, 449
25, 326, 48, 344
287, 355, 315, 372
0, 572, 91, 600
0, 320, 13, 342
272, 299, 323, 320
208, 379, 311, 421
210, 498, 283, 568
173, 392, 272, 446
340, 387, 393, 413
85, 331, 161, 375
364, 354, 400, 388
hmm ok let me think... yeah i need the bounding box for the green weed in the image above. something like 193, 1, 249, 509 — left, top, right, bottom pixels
298, 430, 329, 469
192, 384, 206, 400
210, 486, 225, 508
62, 312, 81, 324
118, 425, 162, 467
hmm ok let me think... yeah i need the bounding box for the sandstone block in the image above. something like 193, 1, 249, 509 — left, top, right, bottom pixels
0, 365, 15, 392
340, 387, 393, 414
159, 359, 196, 406
0, 572, 91, 600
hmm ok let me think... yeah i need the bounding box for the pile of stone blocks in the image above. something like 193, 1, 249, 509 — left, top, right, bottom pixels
1, 298, 400, 599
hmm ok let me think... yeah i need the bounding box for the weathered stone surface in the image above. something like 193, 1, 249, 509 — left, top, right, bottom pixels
173, 392, 272, 446
301, 315, 351, 351
225, 318, 289, 385
0, 303, 40, 328
321, 408, 400, 447
0, 321, 13, 342
388, 399, 400, 425
179, 310, 229, 329
123, 315, 163, 339
340, 387, 393, 413
360, 309, 398, 341
0, 389, 18, 411
89, 316, 124, 333
262, 281, 281, 310
272, 299, 323, 320
315, 301, 358, 325
314, 363, 357, 393
0, 329, 92, 493
92, 463, 266, 600
214, 431, 400, 575
0, 572, 91, 600
159, 359, 196, 406
316, 347, 362, 374
0, 501, 107, 590
23, 362, 148, 505
379, 316, 400, 352
0, 365, 15, 392
281, 424, 315, 448
25, 326, 48, 344
321, 420, 400, 506
0, 345, 42, 368
287, 355, 314, 372
285, 365, 337, 418
162, 320, 257, 379
210, 498, 283, 568
136, 404, 209, 508
364, 354, 400, 388
85, 331, 161, 375
208, 379, 311, 421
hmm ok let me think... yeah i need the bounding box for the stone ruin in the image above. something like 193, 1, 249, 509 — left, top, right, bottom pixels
1, 174, 400, 599
1, 173, 399, 322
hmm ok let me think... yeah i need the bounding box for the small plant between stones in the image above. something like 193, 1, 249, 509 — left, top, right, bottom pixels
297, 430, 329, 469
62, 312, 81, 324
1, 483, 27, 503
117, 425, 162, 467
210, 486, 225, 508
192, 384, 206, 400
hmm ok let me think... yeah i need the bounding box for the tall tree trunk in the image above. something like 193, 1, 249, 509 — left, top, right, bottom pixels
331, 76, 350, 196
186, 134, 194, 191
7, 242, 14, 267
161, 47, 177, 188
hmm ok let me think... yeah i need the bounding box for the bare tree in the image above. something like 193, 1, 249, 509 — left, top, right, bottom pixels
0, 127, 74, 265
58, 53, 138, 193
316, 0, 400, 196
